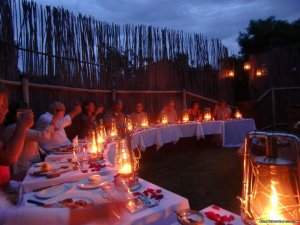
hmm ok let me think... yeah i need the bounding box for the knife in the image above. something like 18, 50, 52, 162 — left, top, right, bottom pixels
27, 199, 45, 206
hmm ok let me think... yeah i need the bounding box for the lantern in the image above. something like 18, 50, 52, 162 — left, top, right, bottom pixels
161, 114, 168, 125
235, 109, 242, 119
182, 111, 189, 123
114, 138, 141, 191
127, 118, 133, 131
228, 70, 235, 78
87, 131, 98, 154
244, 62, 251, 71
240, 131, 300, 225
203, 108, 212, 121
141, 115, 149, 128
110, 119, 118, 138
256, 69, 262, 77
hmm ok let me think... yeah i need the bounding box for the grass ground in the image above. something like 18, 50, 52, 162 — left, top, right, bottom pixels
138, 137, 243, 214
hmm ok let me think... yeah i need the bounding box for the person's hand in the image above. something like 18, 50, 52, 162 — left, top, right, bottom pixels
94, 106, 103, 116
17, 110, 34, 129
51, 111, 64, 126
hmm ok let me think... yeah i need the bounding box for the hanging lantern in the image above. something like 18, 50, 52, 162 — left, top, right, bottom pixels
244, 62, 251, 71
161, 114, 168, 125
141, 115, 149, 128
256, 69, 262, 77
240, 131, 300, 225
203, 108, 212, 121
234, 109, 242, 119
114, 138, 141, 191
182, 111, 189, 123
228, 70, 235, 78
110, 119, 118, 138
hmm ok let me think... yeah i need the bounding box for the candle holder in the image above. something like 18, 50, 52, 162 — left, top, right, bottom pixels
235, 109, 242, 119
203, 108, 212, 121
161, 114, 168, 125
114, 138, 141, 191
140, 115, 149, 128
182, 111, 189, 123
240, 131, 300, 225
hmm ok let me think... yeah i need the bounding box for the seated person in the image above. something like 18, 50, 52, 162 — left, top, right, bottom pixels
35, 101, 81, 151
159, 100, 178, 123
0, 86, 126, 225
213, 98, 232, 120
104, 100, 125, 131
71, 100, 103, 139
129, 102, 147, 126
187, 101, 202, 121
0, 85, 34, 187
1, 102, 61, 175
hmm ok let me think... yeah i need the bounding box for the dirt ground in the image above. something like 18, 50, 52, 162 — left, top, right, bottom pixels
138, 137, 243, 214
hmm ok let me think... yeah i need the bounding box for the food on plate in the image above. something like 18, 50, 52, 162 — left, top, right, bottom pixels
44, 198, 94, 209
41, 162, 51, 171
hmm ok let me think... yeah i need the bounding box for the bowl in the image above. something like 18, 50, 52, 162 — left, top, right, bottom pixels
88, 175, 101, 184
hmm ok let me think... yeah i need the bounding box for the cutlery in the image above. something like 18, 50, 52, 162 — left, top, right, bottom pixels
33, 180, 77, 192
27, 199, 45, 206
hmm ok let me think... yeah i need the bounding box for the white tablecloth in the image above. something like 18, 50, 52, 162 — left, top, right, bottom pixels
131, 128, 163, 151
21, 163, 114, 193
171, 205, 244, 225
21, 178, 189, 225
201, 121, 223, 135
222, 119, 256, 147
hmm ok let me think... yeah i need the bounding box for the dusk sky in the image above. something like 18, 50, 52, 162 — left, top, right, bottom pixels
34, 0, 300, 55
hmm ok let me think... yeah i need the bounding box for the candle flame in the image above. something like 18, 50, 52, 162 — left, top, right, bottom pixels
269, 182, 284, 220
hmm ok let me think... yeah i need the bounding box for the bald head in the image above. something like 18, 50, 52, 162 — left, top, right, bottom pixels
49, 101, 65, 115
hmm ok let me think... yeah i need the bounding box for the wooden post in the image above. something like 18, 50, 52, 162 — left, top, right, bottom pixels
112, 89, 117, 102
22, 76, 30, 106
271, 87, 276, 129
182, 89, 187, 109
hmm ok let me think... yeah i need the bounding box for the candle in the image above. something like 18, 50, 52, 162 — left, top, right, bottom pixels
141, 115, 148, 128
182, 111, 189, 123
161, 115, 168, 124
119, 162, 132, 175
203, 113, 211, 121
127, 119, 133, 131
235, 110, 242, 119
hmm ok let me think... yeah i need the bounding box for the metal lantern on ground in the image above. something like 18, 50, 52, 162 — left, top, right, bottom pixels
203, 108, 212, 121
182, 111, 189, 123
114, 138, 141, 191
240, 131, 300, 225
228, 70, 235, 78
256, 69, 262, 77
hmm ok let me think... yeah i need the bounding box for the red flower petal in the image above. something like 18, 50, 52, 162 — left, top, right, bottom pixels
156, 189, 162, 193
215, 221, 225, 225
81, 170, 88, 173
212, 205, 220, 210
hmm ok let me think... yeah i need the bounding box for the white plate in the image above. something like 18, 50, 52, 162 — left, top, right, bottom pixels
44, 192, 100, 208
77, 182, 102, 190
77, 175, 114, 190
35, 183, 73, 199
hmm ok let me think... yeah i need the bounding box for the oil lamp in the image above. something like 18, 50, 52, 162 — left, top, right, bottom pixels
182, 111, 189, 123
228, 70, 235, 78
235, 109, 242, 119
256, 69, 262, 77
114, 138, 141, 191
110, 119, 118, 138
95, 120, 106, 159
127, 118, 133, 131
141, 115, 149, 128
244, 62, 251, 71
161, 114, 168, 125
240, 131, 300, 225
203, 108, 212, 121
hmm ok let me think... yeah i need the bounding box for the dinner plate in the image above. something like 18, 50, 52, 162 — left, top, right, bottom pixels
35, 183, 73, 199
44, 192, 99, 208
77, 182, 102, 190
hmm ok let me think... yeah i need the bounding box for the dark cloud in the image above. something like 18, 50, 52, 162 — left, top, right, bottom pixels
35, 0, 300, 54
